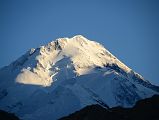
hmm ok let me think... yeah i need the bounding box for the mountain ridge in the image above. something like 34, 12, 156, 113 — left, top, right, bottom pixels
0, 35, 158, 120
60, 95, 159, 120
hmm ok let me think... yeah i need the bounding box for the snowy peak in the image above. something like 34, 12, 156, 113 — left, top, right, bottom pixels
9, 35, 134, 86
0, 35, 159, 120
45, 35, 91, 51
41, 35, 131, 72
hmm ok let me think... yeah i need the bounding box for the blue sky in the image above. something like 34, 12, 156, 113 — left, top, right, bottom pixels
0, 0, 159, 85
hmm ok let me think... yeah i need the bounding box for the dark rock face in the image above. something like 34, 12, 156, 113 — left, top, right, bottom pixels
0, 110, 19, 120
60, 95, 159, 120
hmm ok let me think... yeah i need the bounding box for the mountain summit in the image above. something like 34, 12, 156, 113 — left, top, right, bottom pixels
0, 35, 158, 120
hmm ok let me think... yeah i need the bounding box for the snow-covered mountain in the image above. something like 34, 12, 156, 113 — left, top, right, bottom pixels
0, 35, 158, 120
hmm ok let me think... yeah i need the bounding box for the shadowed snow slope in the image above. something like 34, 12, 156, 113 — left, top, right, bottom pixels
0, 35, 159, 120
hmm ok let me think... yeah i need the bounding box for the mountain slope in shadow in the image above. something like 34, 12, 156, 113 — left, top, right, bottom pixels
0, 95, 159, 120
60, 95, 159, 120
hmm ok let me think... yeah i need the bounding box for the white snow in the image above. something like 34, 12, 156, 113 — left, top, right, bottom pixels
0, 35, 158, 120
16, 68, 53, 86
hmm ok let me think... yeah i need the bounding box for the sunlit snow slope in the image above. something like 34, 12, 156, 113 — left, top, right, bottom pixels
0, 35, 159, 120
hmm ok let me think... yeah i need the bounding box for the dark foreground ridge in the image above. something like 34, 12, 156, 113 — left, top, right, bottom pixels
0, 110, 19, 120
0, 95, 159, 120
60, 95, 159, 120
